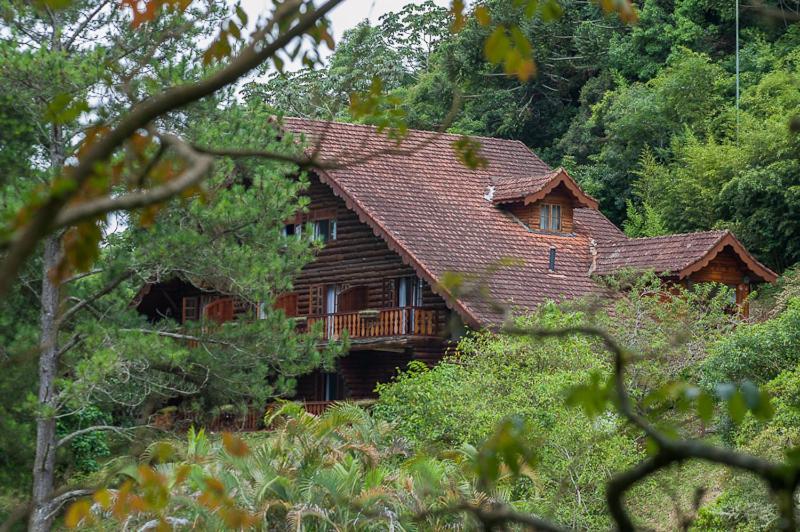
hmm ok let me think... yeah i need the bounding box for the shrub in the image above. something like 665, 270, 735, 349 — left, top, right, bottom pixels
374, 304, 641, 529
695, 362, 800, 530
68, 403, 516, 530
701, 298, 800, 388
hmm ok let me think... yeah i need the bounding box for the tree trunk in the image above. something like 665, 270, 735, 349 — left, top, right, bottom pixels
29, 235, 62, 532
30, 115, 65, 531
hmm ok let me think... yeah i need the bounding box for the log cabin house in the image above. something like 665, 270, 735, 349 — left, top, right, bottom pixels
135, 118, 777, 415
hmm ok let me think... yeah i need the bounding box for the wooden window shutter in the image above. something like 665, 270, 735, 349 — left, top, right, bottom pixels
274, 292, 299, 317
309, 285, 324, 316
204, 298, 235, 323
382, 278, 397, 308
182, 296, 200, 323
338, 285, 368, 312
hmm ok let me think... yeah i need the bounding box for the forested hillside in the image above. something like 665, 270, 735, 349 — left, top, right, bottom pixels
251, 0, 800, 271
3, 0, 800, 530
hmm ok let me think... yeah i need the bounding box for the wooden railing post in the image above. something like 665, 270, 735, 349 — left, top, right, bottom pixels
304, 307, 442, 340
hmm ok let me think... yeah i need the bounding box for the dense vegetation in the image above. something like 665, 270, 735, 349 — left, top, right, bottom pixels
49, 275, 800, 530
3, 0, 800, 529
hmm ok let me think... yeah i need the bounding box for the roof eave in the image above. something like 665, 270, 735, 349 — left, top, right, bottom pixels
678, 232, 778, 283
492, 167, 599, 210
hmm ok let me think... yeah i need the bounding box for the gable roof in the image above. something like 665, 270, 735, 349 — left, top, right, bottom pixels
492, 167, 599, 209
594, 230, 777, 282
279, 117, 775, 326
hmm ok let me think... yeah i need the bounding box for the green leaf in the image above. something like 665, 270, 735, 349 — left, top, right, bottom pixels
727, 390, 747, 424
44, 93, 89, 124
696, 390, 714, 423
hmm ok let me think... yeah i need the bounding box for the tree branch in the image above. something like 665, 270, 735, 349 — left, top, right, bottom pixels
57, 425, 135, 448
191, 144, 339, 169
52, 134, 212, 231
417, 502, 567, 532
0, 0, 345, 297
505, 324, 800, 530
59, 270, 133, 326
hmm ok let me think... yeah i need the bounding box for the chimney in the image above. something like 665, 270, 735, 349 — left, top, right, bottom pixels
588, 239, 597, 275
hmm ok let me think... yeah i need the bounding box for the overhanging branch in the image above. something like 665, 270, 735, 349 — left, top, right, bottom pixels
0, 0, 345, 298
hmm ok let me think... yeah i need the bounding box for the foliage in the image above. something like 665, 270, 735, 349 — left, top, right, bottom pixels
374, 277, 739, 529
701, 298, 800, 388
57, 406, 112, 476
374, 304, 638, 529
66, 403, 526, 530
248, 0, 800, 272
695, 361, 800, 530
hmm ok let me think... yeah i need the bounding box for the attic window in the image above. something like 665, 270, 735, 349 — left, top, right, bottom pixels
540, 204, 561, 232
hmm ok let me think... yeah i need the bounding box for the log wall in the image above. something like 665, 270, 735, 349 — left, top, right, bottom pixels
291, 177, 450, 324
506, 185, 576, 234
688, 246, 751, 305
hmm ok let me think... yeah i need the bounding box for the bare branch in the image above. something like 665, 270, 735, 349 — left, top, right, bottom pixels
63, 0, 112, 51
417, 502, 567, 532
63, 269, 103, 284
504, 324, 800, 530
57, 425, 135, 448
52, 134, 213, 231
55, 333, 83, 359
191, 144, 340, 169
59, 270, 133, 326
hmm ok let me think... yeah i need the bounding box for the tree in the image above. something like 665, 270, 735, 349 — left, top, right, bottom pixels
0, 0, 640, 529
0, 2, 344, 527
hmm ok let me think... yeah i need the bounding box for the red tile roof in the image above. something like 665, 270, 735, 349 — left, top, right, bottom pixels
492, 171, 559, 203
280, 118, 775, 326
594, 230, 777, 282
492, 167, 599, 209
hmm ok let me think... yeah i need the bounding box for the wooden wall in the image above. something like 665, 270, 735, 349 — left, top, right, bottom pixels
688, 246, 751, 305
506, 184, 575, 234
292, 177, 449, 318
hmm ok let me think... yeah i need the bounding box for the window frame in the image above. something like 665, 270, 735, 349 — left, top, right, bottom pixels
539, 203, 562, 232
312, 219, 337, 243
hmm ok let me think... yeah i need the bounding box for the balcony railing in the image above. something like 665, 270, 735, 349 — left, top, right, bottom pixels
306, 307, 444, 340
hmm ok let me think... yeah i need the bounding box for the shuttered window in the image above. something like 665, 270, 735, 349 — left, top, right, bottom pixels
274, 292, 299, 317
182, 296, 200, 323
338, 285, 369, 312
309, 285, 324, 316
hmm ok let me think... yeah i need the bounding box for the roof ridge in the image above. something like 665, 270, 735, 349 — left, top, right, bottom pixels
492, 168, 560, 181
616, 229, 729, 243
281, 116, 540, 146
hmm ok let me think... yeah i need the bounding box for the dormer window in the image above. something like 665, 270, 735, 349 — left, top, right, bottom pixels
490, 167, 599, 236
540, 204, 562, 232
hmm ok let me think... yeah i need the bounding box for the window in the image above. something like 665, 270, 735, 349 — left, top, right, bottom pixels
309, 285, 324, 316
313, 219, 337, 243
549, 247, 557, 271
539, 204, 562, 232
182, 296, 199, 323
282, 224, 301, 238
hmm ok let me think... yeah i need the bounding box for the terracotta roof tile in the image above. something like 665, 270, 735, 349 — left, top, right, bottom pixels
594, 231, 728, 275
491, 170, 560, 203
280, 118, 773, 325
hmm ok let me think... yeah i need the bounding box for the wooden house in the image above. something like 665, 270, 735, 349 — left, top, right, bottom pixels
135, 118, 777, 412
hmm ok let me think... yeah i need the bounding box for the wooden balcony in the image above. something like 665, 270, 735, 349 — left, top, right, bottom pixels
305, 307, 444, 340
303, 400, 333, 416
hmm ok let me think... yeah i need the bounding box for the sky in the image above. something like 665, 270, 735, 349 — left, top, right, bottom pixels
241, 0, 452, 48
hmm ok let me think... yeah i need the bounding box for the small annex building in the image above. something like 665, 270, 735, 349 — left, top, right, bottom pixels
136, 118, 777, 412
